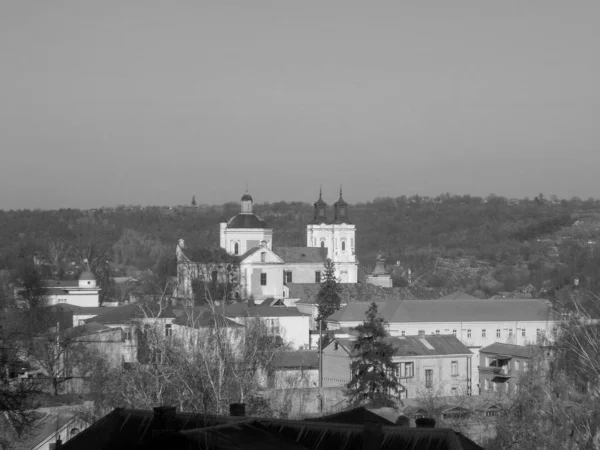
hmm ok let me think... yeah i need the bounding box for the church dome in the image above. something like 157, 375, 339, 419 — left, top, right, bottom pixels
227, 214, 268, 229
79, 271, 96, 281
241, 193, 253, 202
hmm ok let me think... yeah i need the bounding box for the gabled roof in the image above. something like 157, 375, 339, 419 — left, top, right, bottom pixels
327, 299, 553, 324
84, 302, 176, 325
227, 213, 268, 229
273, 351, 319, 369
223, 303, 309, 318
330, 335, 472, 358
62, 408, 484, 450
172, 308, 244, 329
480, 342, 537, 359
238, 245, 284, 264
274, 247, 328, 264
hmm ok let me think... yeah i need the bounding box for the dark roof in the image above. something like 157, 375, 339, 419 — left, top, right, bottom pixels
480, 342, 537, 359
227, 213, 268, 229
172, 308, 244, 329
62, 408, 484, 450
237, 246, 261, 261
84, 302, 176, 325
79, 271, 96, 281
328, 299, 553, 323
307, 407, 395, 425
273, 351, 319, 369
274, 247, 328, 264
45, 304, 108, 315
241, 193, 253, 202
62, 322, 116, 339
332, 335, 472, 357
223, 303, 309, 318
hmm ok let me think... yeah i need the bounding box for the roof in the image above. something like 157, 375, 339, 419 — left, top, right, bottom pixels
223, 303, 309, 318
307, 407, 395, 425
172, 308, 244, 329
79, 271, 96, 281
480, 342, 537, 359
274, 247, 328, 264
62, 322, 116, 339
438, 291, 479, 300
84, 302, 177, 325
45, 304, 107, 315
327, 299, 553, 324
273, 351, 319, 369
184, 247, 239, 264
227, 213, 268, 229
8, 412, 83, 450
241, 193, 253, 202
62, 408, 484, 450
332, 335, 472, 357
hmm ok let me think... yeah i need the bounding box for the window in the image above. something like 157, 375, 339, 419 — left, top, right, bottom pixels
260, 252, 266, 262
266, 318, 280, 335
418, 330, 425, 337
523, 361, 529, 372
467, 329, 472, 338
435, 329, 440, 335
404, 362, 414, 377
515, 360, 520, 371
286, 271, 292, 283
522, 328, 526, 337
425, 369, 433, 388
452, 329, 457, 336
484, 379, 490, 391
509, 329, 513, 338
496, 329, 501, 338
234, 242, 239, 255
482, 329, 487, 338
124, 330, 132, 341
260, 273, 267, 286
451, 361, 458, 376
320, 240, 325, 248
315, 271, 321, 283
401, 330, 405, 337
341, 240, 346, 251
211, 270, 218, 283
165, 324, 172, 337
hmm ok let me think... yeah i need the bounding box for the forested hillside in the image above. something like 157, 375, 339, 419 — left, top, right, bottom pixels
2, 194, 600, 300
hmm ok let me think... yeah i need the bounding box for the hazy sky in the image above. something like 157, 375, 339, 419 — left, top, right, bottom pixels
1, 1, 599, 209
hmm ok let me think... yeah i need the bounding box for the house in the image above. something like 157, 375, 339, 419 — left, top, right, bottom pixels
322, 335, 473, 398
61, 405, 484, 450
268, 350, 319, 389
223, 301, 311, 349
478, 342, 539, 395
326, 298, 557, 392
15, 272, 101, 308
7, 410, 91, 450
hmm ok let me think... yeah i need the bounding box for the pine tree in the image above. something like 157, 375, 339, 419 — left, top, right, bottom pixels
316, 259, 341, 330
345, 302, 400, 408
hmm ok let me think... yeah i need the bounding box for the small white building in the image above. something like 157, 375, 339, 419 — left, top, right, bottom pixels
43, 271, 101, 308
223, 301, 311, 350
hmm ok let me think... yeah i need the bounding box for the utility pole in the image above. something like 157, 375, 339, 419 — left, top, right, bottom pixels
318, 320, 323, 412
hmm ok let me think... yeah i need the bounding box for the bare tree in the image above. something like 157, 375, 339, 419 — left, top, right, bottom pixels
46, 239, 69, 279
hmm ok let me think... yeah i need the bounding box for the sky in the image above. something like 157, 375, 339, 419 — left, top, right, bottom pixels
1, 1, 600, 209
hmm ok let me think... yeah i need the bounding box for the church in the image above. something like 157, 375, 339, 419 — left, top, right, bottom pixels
177, 190, 359, 302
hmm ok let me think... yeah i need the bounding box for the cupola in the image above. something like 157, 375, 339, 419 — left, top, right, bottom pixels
240, 191, 253, 214
333, 187, 349, 223
78, 271, 97, 288
313, 188, 328, 223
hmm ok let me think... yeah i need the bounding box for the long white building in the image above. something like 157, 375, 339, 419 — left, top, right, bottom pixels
326, 297, 557, 394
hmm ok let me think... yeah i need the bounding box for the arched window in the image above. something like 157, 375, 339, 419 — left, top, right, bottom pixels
70, 428, 80, 437
341, 241, 346, 251
320, 240, 325, 248
234, 242, 239, 255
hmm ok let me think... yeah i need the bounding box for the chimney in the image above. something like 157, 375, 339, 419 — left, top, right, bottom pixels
49, 439, 62, 450
363, 422, 383, 450
415, 417, 436, 428
230, 403, 246, 417
153, 406, 177, 431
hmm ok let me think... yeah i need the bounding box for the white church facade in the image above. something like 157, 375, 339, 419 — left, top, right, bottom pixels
177, 190, 359, 302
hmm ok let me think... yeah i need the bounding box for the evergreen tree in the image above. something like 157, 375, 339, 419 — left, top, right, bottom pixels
316, 259, 341, 330
191, 195, 197, 207
345, 302, 400, 408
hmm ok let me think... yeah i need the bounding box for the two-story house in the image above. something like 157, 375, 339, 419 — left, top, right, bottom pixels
326, 298, 557, 392
322, 334, 473, 398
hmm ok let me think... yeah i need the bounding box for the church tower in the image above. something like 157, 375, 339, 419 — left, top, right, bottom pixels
306, 188, 358, 283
